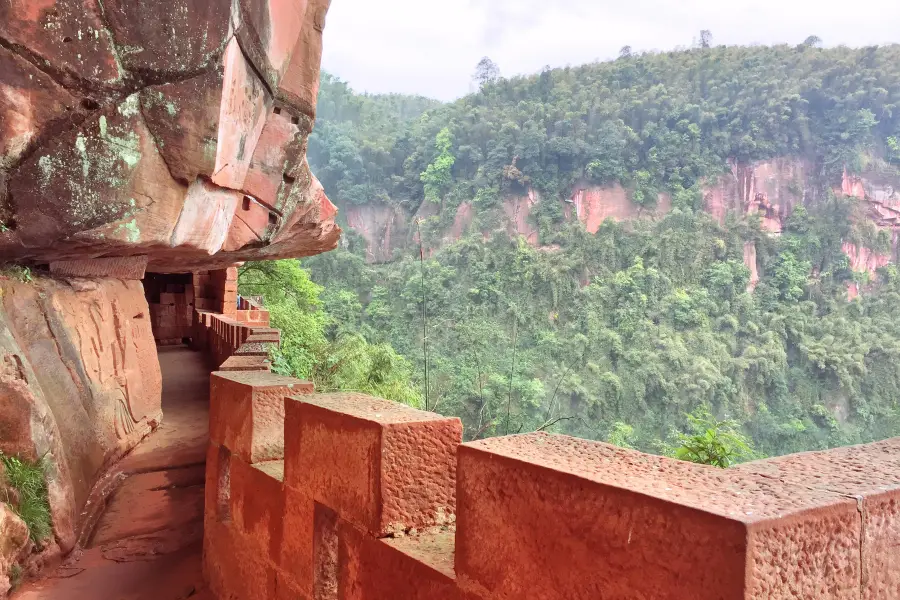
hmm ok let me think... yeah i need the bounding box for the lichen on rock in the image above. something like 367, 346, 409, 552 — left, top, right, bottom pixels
0, 0, 339, 272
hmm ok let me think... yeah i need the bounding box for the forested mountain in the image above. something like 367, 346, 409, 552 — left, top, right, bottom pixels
243, 43, 900, 461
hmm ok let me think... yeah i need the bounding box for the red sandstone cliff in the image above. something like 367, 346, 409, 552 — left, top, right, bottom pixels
0, 0, 340, 272
0, 0, 339, 590
0, 274, 161, 565
340, 158, 900, 297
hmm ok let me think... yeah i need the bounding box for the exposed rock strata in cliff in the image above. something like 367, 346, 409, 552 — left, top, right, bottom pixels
340, 158, 900, 295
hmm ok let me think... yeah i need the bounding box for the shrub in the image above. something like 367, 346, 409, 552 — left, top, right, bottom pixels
1, 454, 52, 543
670, 407, 759, 468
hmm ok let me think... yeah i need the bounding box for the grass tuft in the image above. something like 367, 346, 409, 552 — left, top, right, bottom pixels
1, 454, 52, 543
0, 265, 32, 283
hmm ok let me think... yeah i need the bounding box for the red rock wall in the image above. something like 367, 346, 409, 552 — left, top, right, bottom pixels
569, 184, 671, 234
446, 202, 474, 244
840, 169, 900, 279
199, 310, 900, 600
503, 189, 540, 244
345, 204, 405, 263
0, 274, 162, 555
744, 241, 760, 291
704, 158, 811, 233
842, 242, 890, 275
0, 0, 340, 273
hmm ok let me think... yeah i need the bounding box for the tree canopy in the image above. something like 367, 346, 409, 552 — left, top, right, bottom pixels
290, 44, 900, 463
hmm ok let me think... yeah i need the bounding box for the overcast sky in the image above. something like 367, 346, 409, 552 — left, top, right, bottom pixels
321, 0, 900, 101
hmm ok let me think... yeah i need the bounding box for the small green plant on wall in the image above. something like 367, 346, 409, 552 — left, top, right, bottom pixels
1, 453, 52, 543
670, 406, 759, 468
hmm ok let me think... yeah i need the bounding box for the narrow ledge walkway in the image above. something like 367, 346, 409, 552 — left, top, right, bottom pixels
13, 346, 213, 600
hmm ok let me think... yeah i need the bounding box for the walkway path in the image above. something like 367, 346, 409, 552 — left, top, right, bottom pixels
14, 346, 212, 600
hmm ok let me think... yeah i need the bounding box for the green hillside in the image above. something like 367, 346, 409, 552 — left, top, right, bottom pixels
245, 44, 900, 462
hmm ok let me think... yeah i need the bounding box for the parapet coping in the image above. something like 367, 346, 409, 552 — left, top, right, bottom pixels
735, 437, 900, 497
463, 432, 857, 524
383, 528, 457, 579
252, 459, 285, 483
287, 392, 461, 426
212, 370, 309, 388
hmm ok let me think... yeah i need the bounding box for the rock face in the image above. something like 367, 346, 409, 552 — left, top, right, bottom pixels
345, 204, 404, 263
704, 158, 813, 234
340, 158, 900, 300
0, 0, 339, 273
570, 183, 672, 234
0, 274, 162, 555
0, 504, 29, 596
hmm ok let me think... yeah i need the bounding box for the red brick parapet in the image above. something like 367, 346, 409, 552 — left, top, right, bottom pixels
198, 313, 900, 599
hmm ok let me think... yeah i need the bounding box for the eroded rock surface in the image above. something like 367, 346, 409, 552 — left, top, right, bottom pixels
0, 0, 339, 272
0, 505, 28, 597
0, 275, 162, 558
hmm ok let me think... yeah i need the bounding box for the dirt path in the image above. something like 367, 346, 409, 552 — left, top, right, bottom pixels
13, 346, 212, 600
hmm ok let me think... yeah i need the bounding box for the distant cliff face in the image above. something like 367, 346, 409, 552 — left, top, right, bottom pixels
0, 0, 339, 273
338, 158, 900, 292
704, 158, 813, 234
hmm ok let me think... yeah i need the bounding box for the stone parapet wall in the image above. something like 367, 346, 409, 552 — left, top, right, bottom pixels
237, 296, 271, 327
193, 309, 278, 372
199, 313, 900, 600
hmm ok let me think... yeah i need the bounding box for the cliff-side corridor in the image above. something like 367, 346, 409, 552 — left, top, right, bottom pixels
12, 346, 211, 600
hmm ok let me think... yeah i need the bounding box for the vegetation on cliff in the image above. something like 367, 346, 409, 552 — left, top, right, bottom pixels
260, 43, 900, 461
1, 454, 51, 544
311, 44, 900, 220
238, 260, 421, 406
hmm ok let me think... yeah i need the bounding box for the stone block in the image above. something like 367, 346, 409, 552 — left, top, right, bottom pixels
231, 458, 285, 559
736, 438, 900, 599
210, 371, 313, 463
246, 331, 280, 344
220, 355, 272, 372
863, 491, 900, 599
276, 486, 315, 598
456, 433, 861, 600
338, 523, 463, 600
204, 443, 224, 528
235, 341, 272, 357
271, 567, 311, 600
284, 393, 462, 536
204, 519, 276, 600
313, 502, 339, 599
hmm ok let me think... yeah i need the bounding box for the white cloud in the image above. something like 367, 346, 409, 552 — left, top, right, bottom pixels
321, 0, 900, 101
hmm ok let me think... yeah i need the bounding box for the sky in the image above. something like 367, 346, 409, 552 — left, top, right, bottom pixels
321, 0, 900, 102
